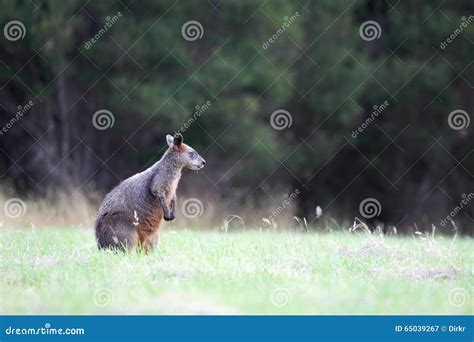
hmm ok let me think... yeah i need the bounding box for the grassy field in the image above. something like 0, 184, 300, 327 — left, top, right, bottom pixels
0, 227, 472, 315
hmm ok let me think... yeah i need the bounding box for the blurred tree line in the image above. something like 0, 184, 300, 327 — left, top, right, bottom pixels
0, 0, 472, 234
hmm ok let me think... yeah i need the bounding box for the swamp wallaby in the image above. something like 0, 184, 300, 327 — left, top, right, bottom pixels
95, 133, 205, 251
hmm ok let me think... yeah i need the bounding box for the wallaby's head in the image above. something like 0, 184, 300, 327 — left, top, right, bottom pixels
166, 133, 206, 170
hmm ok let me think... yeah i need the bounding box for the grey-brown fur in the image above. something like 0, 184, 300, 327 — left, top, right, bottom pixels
95, 133, 205, 251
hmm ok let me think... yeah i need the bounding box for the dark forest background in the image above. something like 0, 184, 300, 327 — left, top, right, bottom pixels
0, 0, 472, 234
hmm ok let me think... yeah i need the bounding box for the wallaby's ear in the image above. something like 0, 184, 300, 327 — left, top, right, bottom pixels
173, 133, 183, 147
166, 134, 174, 147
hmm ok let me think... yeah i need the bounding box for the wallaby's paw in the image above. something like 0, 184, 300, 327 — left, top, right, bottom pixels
164, 215, 175, 221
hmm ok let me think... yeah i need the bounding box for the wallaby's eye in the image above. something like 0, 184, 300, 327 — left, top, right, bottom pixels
189, 151, 196, 158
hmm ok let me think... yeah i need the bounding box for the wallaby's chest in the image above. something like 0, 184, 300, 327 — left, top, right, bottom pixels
137, 205, 163, 232
138, 177, 179, 232
165, 177, 180, 201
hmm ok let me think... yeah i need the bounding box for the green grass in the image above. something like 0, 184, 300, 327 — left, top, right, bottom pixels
0, 227, 472, 315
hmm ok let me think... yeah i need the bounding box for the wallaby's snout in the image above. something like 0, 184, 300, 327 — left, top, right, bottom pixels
195, 155, 206, 170
187, 150, 205, 170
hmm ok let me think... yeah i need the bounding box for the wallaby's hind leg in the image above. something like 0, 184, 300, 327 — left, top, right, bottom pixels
137, 230, 160, 253
96, 218, 139, 251
110, 227, 139, 251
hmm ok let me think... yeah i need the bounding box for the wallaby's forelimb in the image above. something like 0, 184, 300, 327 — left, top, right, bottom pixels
170, 194, 177, 219
154, 192, 174, 221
